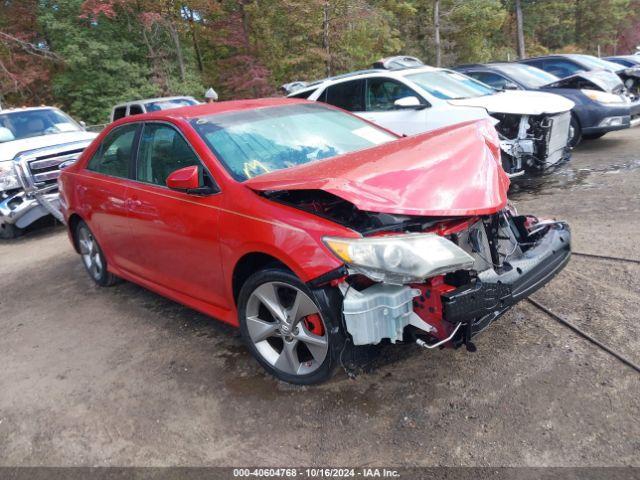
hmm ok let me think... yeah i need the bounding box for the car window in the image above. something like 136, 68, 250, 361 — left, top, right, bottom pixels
466, 71, 510, 89
191, 103, 397, 182
128, 104, 144, 116
136, 123, 200, 186
87, 124, 138, 178
404, 70, 495, 99
541, 59, 584, 78
365, 78, 420, 111
324, 80, 365, 111
144, 98, 198, 112
0, 108, 82, 143
112, 107, 127, 121
571, 54, 624, 72
492, 63, 558, 88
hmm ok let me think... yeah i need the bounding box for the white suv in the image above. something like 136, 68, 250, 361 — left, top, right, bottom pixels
287, 61, 575, 174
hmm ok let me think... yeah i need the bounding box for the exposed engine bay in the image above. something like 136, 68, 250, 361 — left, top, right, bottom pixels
272, 190, 571, 351
492, 111, 572, 174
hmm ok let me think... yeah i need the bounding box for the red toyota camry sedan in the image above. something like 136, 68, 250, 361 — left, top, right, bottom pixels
59, 99, 570, 384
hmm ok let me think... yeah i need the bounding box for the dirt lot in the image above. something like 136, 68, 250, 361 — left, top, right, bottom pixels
0, 128, 638, 467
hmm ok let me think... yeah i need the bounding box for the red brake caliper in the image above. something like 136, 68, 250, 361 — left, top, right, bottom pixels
303, 313, 325, 336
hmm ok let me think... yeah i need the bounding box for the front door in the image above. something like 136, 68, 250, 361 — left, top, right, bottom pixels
123, 122, 226, 308
358, 77, 431, 136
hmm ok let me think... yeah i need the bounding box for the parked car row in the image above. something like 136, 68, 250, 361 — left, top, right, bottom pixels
285, 54, 640, 166
286, 58, 574, 175
1, 52, 632, 384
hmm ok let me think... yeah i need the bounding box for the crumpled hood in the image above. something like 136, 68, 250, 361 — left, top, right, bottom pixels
0, 131, 97, 162
246, 120, 510, 217
448, 90, 574, 116
542, 69, 624, 93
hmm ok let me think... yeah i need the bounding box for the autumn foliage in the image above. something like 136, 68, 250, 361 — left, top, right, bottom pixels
0, 0, 637, 123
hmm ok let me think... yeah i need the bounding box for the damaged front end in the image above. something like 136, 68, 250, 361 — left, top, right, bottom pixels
493, 112, 572, 175
299, 197, 571, 352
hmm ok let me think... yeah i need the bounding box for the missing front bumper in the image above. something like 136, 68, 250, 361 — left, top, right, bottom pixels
443, 222, 571, 339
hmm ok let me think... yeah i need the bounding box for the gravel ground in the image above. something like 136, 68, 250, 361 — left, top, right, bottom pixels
0, 128, 638, 467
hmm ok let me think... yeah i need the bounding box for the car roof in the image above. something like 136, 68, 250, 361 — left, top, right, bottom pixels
287, 65, 441, 96
112, 98, 312, 123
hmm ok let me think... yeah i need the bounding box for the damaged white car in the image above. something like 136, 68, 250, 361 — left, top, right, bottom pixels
286, 58, 575, 175
0, 106, 97, 238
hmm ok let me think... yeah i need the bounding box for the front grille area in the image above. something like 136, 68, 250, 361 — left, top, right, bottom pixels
16, 140, 93, 193
26, 149, 85, 188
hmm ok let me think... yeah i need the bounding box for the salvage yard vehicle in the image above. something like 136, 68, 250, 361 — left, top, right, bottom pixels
110, 96, 200, 122
519, 54, 640, 123
59, 99, 571, 384
455, 62, 634, 146
285, 59, 575, 175
604, 55, 640, 69
0, 106, 97, 239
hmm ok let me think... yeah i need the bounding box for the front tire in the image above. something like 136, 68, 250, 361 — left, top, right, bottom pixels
0, 223, 23, 239
75, 221, 118, 286
568, 114, 582, 148
237, 268, 343, 384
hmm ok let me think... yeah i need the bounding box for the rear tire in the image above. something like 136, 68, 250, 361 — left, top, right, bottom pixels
74, 220, 119, 287
0, 223, 23, 239
237, 268, 344, 384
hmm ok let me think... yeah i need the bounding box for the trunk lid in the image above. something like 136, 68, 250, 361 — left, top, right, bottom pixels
245, 120, 510, 217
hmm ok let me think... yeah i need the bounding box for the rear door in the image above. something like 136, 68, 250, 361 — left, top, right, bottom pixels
323, 79, 365, 113
123, 121, 226, 307
82, 123, 140, 270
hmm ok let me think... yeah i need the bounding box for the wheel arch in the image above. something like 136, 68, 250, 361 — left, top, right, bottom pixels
231, 252, 292, 305
67, 213, 84, 253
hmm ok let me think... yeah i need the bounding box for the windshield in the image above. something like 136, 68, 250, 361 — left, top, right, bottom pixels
572, 55, 624, 72
145, 98, 198, 112
0, 108, 82, 143
191, 103, 397, 181
405, 70, 495, 99
493, 63, 559, 88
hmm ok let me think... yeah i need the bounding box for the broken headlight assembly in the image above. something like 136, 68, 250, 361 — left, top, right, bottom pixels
323, 233, 475, 284
0, 161, 20, 192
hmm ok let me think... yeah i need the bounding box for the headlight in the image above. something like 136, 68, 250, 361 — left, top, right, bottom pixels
0, 161, 20, 192
323, 233, 475, 284
581, 89, 627, 105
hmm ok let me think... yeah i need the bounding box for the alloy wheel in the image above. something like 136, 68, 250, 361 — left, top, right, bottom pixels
245, 281, 329, 376
78, 226, 103, 280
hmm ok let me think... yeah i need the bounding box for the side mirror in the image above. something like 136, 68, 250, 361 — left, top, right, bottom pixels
166, 165, 215, 195
79, 121, 87, 129
503, 82, 519, 90
393, 96, 426, 109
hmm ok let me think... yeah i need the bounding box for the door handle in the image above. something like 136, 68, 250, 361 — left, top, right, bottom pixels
125, 198, 142, 210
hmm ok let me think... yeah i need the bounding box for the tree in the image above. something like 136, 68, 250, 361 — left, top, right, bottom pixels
514, 0, 525, 58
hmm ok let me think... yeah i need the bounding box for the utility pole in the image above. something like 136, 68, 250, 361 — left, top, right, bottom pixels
515, 0, 526, 59
434, 0, 441, 67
